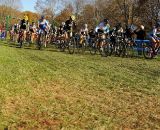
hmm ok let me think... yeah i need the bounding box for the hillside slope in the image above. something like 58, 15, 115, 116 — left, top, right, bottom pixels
0, 42, 160, 129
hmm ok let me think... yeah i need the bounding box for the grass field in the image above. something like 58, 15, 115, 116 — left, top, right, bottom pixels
0, 41, 160, 130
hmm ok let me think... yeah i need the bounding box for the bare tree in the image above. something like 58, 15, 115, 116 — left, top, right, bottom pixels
138, 0, 160, 26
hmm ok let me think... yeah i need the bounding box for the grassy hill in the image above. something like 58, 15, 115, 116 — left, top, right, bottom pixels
0, 41, 160, 129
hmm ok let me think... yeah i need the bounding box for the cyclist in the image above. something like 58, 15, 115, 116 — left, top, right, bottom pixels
134, 25, 146, 55
151, 24, 160, 51
18, 15, 29, 43
80, 24, 89, 36
79, 24, 89, 44
134, 25, 146, 40
58, 22, 66, 36
64, 15, 76, 39
38, 15, 50, 33
95, 19, 110, 34
38, 15, 50, 47
152, 25, 160, 44
13, 24, 19, 41
124, 25, 134, 39
29, 22, 37, 43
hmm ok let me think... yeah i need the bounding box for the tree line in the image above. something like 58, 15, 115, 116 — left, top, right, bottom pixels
34, 0, 160, 29
0, 0, 160, 29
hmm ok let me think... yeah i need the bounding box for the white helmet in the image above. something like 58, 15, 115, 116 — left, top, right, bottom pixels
62, 22, 65, 26
140, 25, 145, 30
84, 24, 88, 28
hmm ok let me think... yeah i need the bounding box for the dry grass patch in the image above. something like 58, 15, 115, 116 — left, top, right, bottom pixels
1, 81, 160, 130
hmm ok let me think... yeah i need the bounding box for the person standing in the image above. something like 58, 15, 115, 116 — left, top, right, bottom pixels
134, 25, 146, 55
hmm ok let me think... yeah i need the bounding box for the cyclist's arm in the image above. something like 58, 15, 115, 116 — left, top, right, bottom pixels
153, 29, 157, 38
38, 20, 40, 28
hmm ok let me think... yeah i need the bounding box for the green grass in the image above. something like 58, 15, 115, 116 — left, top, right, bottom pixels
0, 41, 160, 130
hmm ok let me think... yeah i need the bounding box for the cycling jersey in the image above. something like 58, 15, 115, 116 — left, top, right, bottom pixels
20, 19, 27, 30
153, 28, 160, 38
95, 22, 110, 34
13, 24, 19, 34
29, 24, 37, 33
65, 20, 76, 32
38, 19, 49, 30
80, 28, 88, 35
134, 29, 146, 40
58, 25, 65, 35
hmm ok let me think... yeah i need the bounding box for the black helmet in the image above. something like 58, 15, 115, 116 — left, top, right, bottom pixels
117, 22, 122, 27
104, 19, 109, 23
156, 21, 160, 28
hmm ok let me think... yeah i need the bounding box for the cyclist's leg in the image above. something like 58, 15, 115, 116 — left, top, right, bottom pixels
23, 30, 27, 42
44, 30, 48, 47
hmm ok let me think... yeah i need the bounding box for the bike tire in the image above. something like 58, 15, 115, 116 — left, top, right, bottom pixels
68, 37, 75, 54
143, 44, 154, 59
77, 41, 86, 54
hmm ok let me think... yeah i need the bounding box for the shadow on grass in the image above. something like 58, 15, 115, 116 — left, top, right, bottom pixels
1, 40, 159, 60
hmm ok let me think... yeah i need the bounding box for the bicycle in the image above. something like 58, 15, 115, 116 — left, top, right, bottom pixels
109, 34, 125, 57
26, 31, 32, 44
56, 34, 68, 52
89, 32, 109, 57
77, 34, 88, 54
124, 38, 135, 58
36, 29, 46, 50
143, 40, 160, 59
17, 30, 24, 48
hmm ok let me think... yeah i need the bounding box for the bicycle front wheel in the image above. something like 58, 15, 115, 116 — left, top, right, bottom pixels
143, 44, 154, 59
68, 38, 75, 54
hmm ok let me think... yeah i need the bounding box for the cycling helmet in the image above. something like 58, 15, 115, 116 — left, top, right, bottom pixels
104, 19, 109, 23
70, 15, 76, 21
84, 24, 88, 28
41, 15, 45, 19
140, 25, 144, 30
62, 22, 65, 26
156, 21, 160, 28
24, 14, 29, 21
117, 22, 122, 26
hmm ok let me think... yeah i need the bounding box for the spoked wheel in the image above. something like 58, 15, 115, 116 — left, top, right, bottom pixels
115, 42, 123, 57
55, 40, 61, 49
37, 36, 41, 50
77, 41, 86, 54
17, 35, 23, 48
101, 41, 112, 57
60, 40, 66, 52
68, 37, 75, 54
125, 44, 134, 58
19, 39, 23, 48
89, 42, 97, 55
143, 44, 154, 59
108, 43, 114, 56
121, 44, 128, 57
37, 33, 44, 50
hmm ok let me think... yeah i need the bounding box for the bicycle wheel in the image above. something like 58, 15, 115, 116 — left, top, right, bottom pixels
55, 39, 61, 49
125, 44, 134, 57
116, 41, 123, 57
101, 40, 112, 57
60, 40, 66, 52
121, 43, 128, 57
37, 33, 43, 50
68, 37, 75, 54
18, 37, 23, 48
89, 41, 97, 55
77, 40, 86, 54
143, 44, 154, 59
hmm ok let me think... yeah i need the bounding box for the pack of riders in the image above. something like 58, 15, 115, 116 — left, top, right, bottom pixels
8, 14, 160, 51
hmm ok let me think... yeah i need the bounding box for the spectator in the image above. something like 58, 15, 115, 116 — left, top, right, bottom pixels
134, 25, 146, 55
